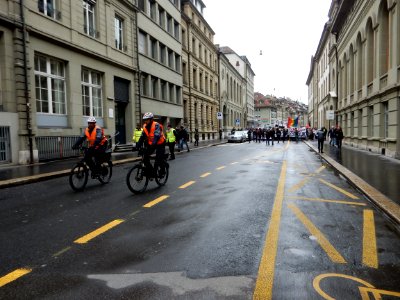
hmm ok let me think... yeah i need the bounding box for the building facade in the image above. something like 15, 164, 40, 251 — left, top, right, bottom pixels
308, 0, 400, 159
218, 47, 247, 133
181, 0, 219, 141
137, 0, 183, 129
0, 0, 139, 164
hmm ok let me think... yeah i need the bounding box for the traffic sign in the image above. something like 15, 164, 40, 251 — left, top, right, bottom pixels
217, 112, 223, 120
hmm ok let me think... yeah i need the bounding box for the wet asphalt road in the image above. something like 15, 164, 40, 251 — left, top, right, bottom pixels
0, 141, 399, 299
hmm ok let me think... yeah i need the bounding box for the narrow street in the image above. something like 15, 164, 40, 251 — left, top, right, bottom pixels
0, 141, 399, 299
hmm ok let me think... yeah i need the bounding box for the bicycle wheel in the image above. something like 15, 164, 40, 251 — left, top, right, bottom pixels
155, 162, 169, 186
69, 163, 89, 192
98, 161, 112, 184
126, 165, 148, 194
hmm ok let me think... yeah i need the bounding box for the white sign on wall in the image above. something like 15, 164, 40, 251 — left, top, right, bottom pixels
326, 110, 335, 120
217, 112, 223, 120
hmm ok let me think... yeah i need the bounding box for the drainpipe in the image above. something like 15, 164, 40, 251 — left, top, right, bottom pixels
134, 11, 142, 126
20, 0, 33, 164
187, 22, 193, 140
217, 49, 221, 134
334, 32, 339, 127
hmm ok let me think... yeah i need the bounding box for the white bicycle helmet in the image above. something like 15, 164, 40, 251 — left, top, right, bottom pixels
87, 116, 97, 123
143, 112, 154, 120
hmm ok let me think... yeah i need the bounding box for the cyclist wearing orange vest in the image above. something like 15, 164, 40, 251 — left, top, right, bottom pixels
136, 112, 166, 177
72, 116, 108, 175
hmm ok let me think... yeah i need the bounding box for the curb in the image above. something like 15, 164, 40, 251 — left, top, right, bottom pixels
304, 141, 400, 225
0, 141, 227, 189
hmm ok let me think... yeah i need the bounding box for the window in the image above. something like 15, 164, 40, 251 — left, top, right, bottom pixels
167, 14, 173, 34
151, 77, 158, 99
34, 54, 66, 114
138, 0, 145, 12
138, 30, 147, 54
168, 49, 174, 68
174, 21, 180, 40
383, 102, 388, 138
83, 0, 96, 38
141, 73, 148, 96
176, 86, 181, 104
160, 44, 166, 64
150, 0, 156, 21
168, 83, 174, 102
182, 62, 187, 84
114, 16, 123, 50
175, 54, 180, 72
158, 7, 165, 28
150, 37, 157, 60
38, 0, 58, 19
81, 68, 103, 117
182, 29, 186, 48
160, 80, 167, 100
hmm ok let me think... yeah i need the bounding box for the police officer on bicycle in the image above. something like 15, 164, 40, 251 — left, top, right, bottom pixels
72, 116, 108, 176
136, 112, 166, 177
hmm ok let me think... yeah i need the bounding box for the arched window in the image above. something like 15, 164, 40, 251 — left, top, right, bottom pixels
356, 33, 363, 90
378, 0, 390, 76
349, 44, 355, 97
366, 19, 374, 84
343, 53, 348, 100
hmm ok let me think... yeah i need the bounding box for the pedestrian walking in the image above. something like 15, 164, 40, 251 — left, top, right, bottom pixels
316, 127, 325, 153
194, 128, 199, 146
336, 126, 344, 149
165, 124, 177, 160
178, 126, 190, 152
247, 129, 252, 143
132, 123, 143, 151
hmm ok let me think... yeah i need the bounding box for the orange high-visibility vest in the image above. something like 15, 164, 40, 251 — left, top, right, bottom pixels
143, 122, 165, 145
85, 125, 107, 147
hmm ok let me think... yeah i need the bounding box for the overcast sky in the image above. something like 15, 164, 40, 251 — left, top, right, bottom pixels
203, 0, 332, 104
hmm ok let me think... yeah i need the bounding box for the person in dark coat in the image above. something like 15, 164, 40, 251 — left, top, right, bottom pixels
316, 127, 325, 153
194, 128, 199, 146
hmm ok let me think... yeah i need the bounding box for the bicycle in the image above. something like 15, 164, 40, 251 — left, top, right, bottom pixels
69, 133, 117, 192
126, 148, 169, 194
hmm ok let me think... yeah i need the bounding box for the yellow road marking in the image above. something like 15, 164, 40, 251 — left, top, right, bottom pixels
288, 166, 325, 193
253, 161, 287, 300
143, 195, 169, 208
288, 196, 366, 206
288, 203, 346, 264
363, 210, 378, 268
52, 246, 71, 258
216, 166, 225, 170
359, 286, 400, 299
200, 172, 211, 178
319, 178, 359, 199
179, 181, 195, 189
0, 268, 32, 287
74, 219, 125, 244
288, 177, 310, 193
316, 165, 326, 173
313, 273, 377, 300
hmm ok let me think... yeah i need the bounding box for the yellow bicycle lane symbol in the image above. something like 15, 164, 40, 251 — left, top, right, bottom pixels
313, 273, 400, 300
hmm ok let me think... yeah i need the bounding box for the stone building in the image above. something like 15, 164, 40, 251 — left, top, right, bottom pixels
218, 46, 247, 133
307, 0, 400, 159
0, 0, 139, 164
137, 0, 183, 129
181, 0, 219, 141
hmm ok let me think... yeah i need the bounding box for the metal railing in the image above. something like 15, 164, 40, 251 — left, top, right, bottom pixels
35, 136, 81, 161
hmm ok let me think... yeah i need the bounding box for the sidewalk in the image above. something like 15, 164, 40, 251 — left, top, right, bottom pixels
0, 139, 227, 189
304, 139, 400, 225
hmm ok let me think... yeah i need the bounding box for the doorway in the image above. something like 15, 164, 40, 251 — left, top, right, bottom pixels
115, 102, 127, 144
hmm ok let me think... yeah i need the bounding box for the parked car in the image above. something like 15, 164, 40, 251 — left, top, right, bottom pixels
228, 131, 247, 143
